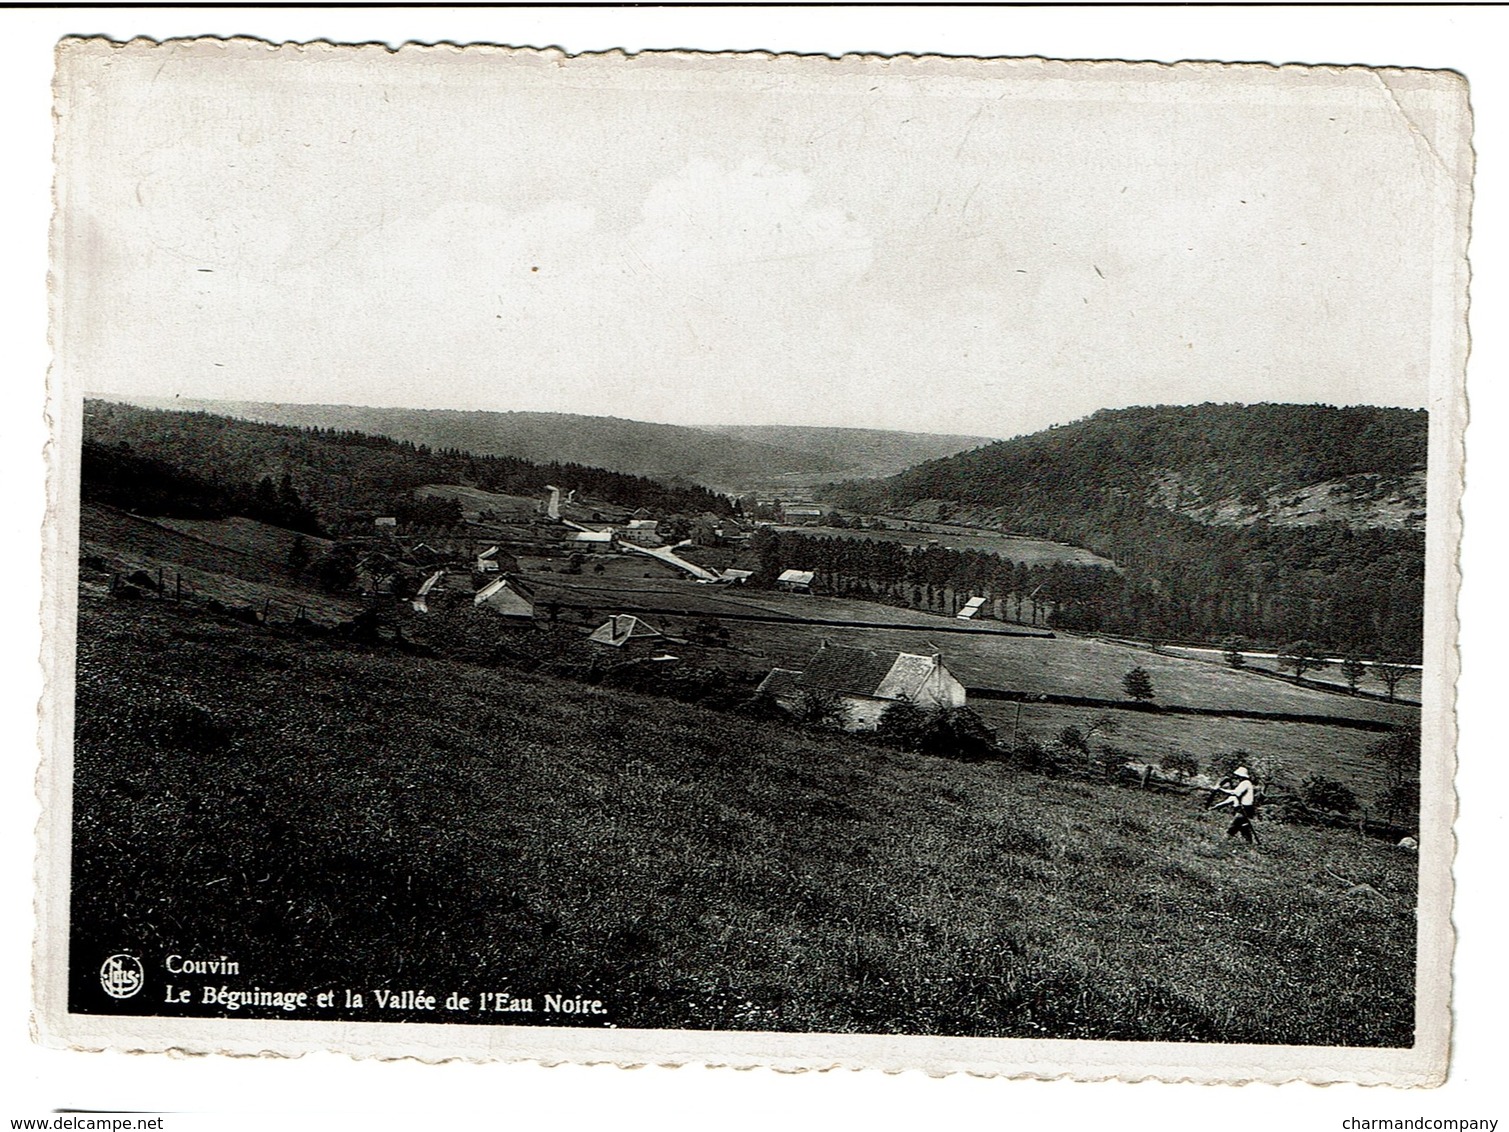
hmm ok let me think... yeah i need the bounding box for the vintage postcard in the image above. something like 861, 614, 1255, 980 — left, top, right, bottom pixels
39, 39, 1469, 1082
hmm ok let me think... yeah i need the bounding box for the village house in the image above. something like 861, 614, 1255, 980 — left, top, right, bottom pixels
781, 504, 824, 526
472, 577, 535, 621
566, 529, 614, 552
757, 642, 967, 731
621, 519, 661, 546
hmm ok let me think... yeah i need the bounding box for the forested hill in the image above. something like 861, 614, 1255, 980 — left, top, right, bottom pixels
129, 399, 994, 489
826, 404, 1427, 657
81, 401, 733, 527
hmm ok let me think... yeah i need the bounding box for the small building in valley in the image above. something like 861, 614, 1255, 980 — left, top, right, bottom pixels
588, 613, 664, 648
956, 595, 987, 620
621, 519, 661, 546
758, 641, 967, 731
776, 568, 815, 593
472, 577, 535, 621
566, 530, 614, 552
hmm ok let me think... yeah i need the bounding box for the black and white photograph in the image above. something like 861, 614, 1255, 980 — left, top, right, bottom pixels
35, 35, 1468, 1085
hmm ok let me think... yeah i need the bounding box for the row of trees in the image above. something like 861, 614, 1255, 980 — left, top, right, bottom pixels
1222, 638, 1415, 699
750, 527, 1422, 659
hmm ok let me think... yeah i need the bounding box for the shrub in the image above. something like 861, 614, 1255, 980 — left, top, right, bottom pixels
1301, 774, 1358, 815
789, 688, 851, 730
876, 696, 930, 751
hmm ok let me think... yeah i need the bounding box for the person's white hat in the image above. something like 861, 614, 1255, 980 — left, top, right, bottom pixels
1234, 766, 1251, 779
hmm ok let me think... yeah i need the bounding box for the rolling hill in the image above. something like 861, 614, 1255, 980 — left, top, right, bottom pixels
122, 398, 995, 490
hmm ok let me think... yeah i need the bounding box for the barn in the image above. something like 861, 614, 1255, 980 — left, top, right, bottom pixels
757, 641, 967, 731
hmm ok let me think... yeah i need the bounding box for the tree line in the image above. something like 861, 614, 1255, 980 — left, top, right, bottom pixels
752, 527, 1422, 660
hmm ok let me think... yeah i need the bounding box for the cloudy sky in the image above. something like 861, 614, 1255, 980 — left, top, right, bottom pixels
54, 43, 1466, 439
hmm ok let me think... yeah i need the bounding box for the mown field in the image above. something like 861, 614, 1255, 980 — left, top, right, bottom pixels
1162, 645, 1423, 705
774, 523, 1116, 568
71, 594, 1417, 1045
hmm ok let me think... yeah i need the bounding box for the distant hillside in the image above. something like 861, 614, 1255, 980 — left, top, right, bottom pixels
827, 404, 1427, 655
705, 424, 996, 480
126, 399, 992, 489
82, 401, 733, 527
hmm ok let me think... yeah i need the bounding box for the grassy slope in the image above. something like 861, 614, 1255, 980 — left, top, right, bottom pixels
71, 596, 1416, 1045
79, 504, 360, 623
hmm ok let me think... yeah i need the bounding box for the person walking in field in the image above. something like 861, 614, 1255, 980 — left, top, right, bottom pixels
1214, 766, 1260, 845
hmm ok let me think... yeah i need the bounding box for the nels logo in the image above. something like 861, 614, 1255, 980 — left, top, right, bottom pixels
99, 953, 144, 999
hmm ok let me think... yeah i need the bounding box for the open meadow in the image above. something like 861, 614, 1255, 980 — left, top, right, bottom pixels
71, 593, 1417, 1045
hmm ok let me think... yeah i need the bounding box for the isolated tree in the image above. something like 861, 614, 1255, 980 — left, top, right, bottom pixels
1122, 666, 1155, 703
1338, 656, 1368, 694
1278, 640, 1330, 684
1370, 660, 1412, 702
286, 533, 312, 575
1221, 635, 1250, 670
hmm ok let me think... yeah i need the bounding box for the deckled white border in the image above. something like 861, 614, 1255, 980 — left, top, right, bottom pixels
36, 38, 1471, 1084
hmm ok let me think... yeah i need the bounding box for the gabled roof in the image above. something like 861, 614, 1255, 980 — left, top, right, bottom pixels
777, 569, 815, 585
794, 643, 944, 701
956, 596, 987, 620
798, 645, 899, 698
473, 577, 535, 618
416, 570, 446, 597
588, 614, 662, 647
757, 668, 804, 698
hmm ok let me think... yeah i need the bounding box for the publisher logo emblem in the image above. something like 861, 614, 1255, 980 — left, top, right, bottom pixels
99, 953, 144, 999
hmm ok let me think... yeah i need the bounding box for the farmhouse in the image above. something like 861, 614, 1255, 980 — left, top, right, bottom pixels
476, 546, 502, 573
758, 642, 967, 731
472, 577, 535, 620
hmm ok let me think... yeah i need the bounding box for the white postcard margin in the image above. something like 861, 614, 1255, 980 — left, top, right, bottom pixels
35, 39, 1472, 1084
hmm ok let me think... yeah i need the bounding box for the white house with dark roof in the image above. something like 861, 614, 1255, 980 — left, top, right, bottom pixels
757, 641, 967, 730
